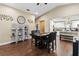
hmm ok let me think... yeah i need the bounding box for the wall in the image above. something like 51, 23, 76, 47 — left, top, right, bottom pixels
37, 4, 79, 32
45, 4, 79, 18
0, 4, 35, 44
37, 15, 50, 33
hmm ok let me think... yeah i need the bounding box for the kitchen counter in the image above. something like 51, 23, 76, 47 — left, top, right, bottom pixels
60, 31, 79, 36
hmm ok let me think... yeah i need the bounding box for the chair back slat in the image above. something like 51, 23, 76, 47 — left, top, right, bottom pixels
48, 32, 56, 41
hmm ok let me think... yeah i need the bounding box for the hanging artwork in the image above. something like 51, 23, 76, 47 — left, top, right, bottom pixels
27, 19, 33, 23
17, 16, 26, 24
0, 14, 13, 21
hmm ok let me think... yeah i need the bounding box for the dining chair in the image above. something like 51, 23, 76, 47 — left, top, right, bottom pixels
47, 32, 57, 53
30, 30, 36, 48
31, 30, 41, 45
41, 34, 49, 49
34, 35, 43, 49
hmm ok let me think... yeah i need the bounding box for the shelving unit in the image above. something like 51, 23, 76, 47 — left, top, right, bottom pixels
11, 25, 28, 43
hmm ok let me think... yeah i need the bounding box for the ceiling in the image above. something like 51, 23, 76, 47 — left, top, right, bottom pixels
3, 3, 68, 18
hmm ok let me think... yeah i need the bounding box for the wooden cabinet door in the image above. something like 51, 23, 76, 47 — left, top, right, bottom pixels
39, 20, 45, 33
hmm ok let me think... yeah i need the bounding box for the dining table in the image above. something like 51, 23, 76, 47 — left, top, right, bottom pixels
31, 32, 56, 52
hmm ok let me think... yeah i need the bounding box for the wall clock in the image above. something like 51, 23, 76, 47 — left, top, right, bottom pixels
17, 16, 26, 24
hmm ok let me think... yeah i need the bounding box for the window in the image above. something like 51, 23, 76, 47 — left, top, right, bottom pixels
54, 21, 65, 28
71, 20, 79, 28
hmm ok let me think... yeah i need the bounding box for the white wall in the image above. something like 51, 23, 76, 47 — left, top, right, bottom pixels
46, 4, 79, 18
0, 4, 35, 44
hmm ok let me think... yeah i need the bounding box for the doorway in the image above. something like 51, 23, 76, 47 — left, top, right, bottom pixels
39, 20, 45, 33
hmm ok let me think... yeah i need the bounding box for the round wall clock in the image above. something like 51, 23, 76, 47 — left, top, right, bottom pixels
17, 16, 26, 24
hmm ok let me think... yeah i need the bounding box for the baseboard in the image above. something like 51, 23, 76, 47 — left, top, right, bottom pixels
0, 41, 14, 46
0, 39, 31, 46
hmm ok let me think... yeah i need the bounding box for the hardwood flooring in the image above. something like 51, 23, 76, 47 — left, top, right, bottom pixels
0, 39, 72, 56
0, 40, 55, 56
60, 40, 73, 56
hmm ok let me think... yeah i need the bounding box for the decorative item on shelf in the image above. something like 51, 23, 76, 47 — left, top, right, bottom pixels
27, 19, 33, 23
0, 14, 13, 21
24, 26, 28, 31
24, 26, 28, 39
17, 16, 26, 24
18, 28, 23, 36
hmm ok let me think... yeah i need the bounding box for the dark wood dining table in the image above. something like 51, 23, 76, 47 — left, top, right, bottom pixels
31, 32, 57, 53
32, 32, 50, 48
36, 32, 50, 36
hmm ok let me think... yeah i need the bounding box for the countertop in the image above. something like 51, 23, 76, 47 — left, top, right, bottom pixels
60, 31, 79, 37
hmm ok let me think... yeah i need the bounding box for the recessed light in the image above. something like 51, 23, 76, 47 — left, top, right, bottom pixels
45, 3, 47, 5
37, 3, 39, 5
26, 9, 30, 11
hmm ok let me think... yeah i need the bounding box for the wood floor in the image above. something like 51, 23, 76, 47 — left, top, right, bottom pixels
0, 39, 72, 56
60, 40, 73, 56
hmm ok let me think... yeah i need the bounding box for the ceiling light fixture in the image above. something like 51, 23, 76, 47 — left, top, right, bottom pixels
36, 3, 47, 5
26, 9, 30, 11
44, 3, 47, 5
37, 3, 39, 5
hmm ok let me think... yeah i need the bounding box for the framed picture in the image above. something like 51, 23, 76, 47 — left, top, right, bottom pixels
27, 19, 33, 23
